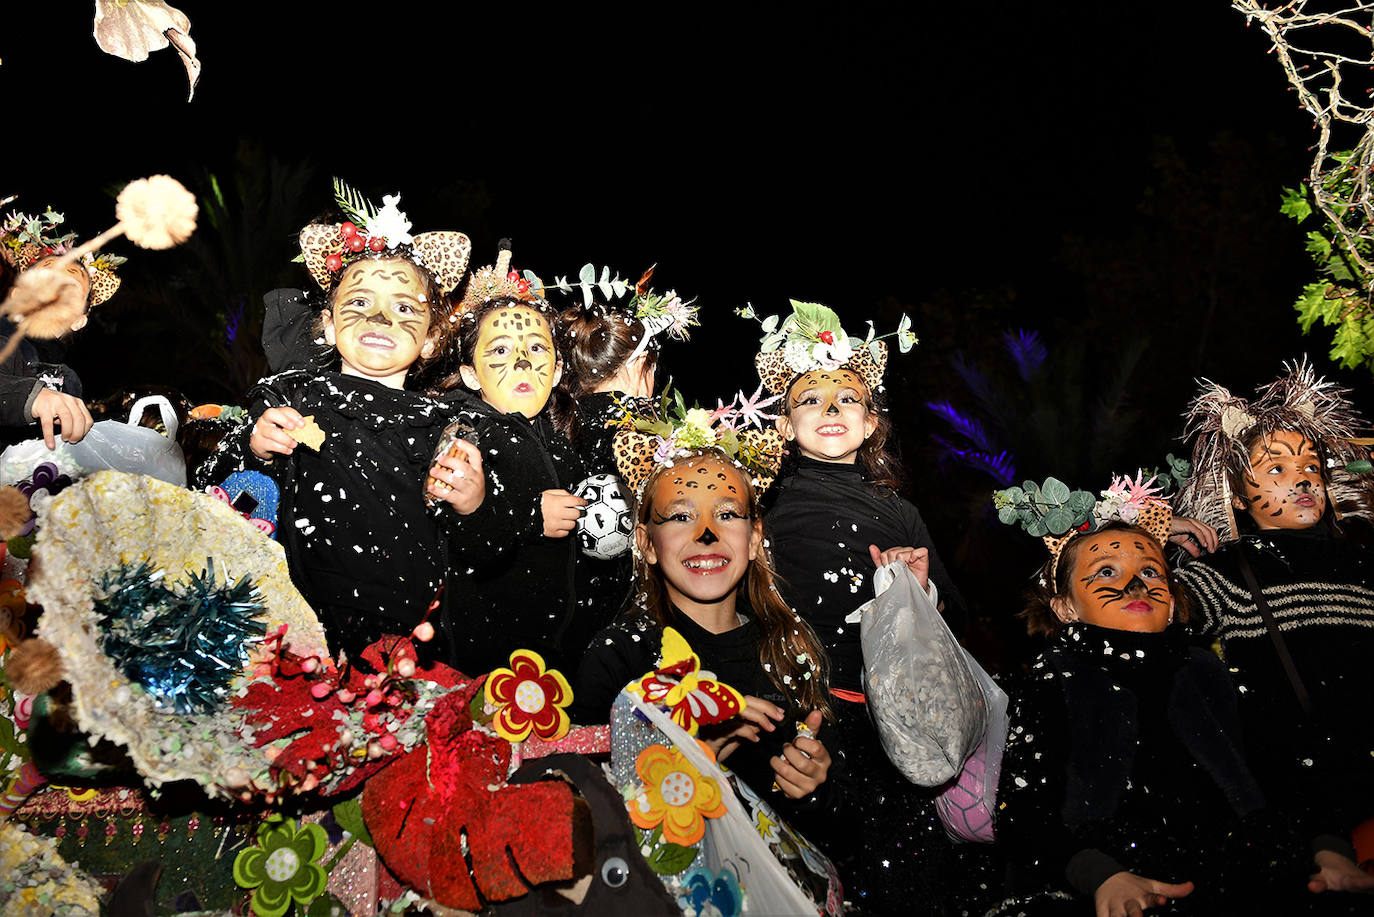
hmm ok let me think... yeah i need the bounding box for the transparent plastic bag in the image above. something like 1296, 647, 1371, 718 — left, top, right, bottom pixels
859, 563, 986, 785
0, 395, 186, 488
933, 656, 1009, 843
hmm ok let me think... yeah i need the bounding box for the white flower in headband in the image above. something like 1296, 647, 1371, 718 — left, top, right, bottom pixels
367, 194, 414, 249
811, 334, 853, 371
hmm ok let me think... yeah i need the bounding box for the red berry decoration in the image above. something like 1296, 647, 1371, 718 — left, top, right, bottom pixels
515, 279, 531, 295
325, 253, 343, 272
819, 330, 835, 345
506, 270, 521, 283
369, 237, 386, 252
340, 221, 358, 238
347, 235, 366, 253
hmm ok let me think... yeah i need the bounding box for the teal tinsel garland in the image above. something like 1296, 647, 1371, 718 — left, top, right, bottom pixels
93, 559, 266, 716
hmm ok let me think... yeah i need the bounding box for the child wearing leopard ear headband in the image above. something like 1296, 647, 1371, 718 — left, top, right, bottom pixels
199, 182, 485, 666
739, 299, 970, 912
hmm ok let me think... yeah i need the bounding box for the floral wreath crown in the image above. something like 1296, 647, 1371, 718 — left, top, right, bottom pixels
1173, 357, 1374, 542
297, 179, 471, 295
994, 461, 1188, 577
553, 264, 700, 362
0, 206, 125, 307
740, 299, 916, 396
611, 386, 786, 497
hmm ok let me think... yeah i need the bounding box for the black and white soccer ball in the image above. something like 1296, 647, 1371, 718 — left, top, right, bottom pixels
574, 473, 634, 560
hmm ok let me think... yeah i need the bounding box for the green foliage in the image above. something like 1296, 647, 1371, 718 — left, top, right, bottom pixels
992, 477, 1097, 538
1280, 176, 1374, 372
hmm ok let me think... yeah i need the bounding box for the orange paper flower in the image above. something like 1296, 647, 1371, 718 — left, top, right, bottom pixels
485, 650, 572, 742
628, 744, 726, 846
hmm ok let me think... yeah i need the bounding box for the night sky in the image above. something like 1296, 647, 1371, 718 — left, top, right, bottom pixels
2, 3, 1357, 648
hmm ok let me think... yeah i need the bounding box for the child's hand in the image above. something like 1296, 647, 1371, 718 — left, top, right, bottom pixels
1093, 872, 1193, 917
541, 489, 587, 538
1308, 849, 1374, 894
1169, 516, 1219, 558
701, 695, 784, 763
30, 388, 92, 449
427, 440, 485, 514
250, 406, 305, 460
772, 709, 831, 798
869, 544, 930, 591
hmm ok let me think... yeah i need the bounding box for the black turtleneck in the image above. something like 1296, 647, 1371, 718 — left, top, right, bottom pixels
764, 456, 967, 690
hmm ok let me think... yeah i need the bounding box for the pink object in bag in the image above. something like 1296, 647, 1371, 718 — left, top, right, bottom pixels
933, 657, 1008, 843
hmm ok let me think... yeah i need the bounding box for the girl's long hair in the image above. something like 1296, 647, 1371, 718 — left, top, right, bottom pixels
634, 448, 832, 718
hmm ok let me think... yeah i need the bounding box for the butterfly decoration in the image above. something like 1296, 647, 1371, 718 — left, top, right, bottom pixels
629, 627, 744, 735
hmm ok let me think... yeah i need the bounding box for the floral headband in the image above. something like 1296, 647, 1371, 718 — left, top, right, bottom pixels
554, 264, 700, 361
0, 207, 125, 307
611, 387, 786, 497
994, 465, 1187, 577
1173, 358, 1373, 542
741, 300, 916, 396
297, 179, 471, 295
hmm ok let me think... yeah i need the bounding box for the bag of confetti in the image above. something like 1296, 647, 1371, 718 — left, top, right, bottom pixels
860, 563, 986, 786
933, 653, 1008, 842
0, 394, 186, 487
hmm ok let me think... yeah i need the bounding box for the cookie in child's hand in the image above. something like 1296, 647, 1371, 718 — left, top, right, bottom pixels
288, 415, 326, 451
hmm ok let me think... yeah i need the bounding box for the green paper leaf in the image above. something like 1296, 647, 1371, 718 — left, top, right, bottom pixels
646, 842, 698, 875
331, 797, 373, 848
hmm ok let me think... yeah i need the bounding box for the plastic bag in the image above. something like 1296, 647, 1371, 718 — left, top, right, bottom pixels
0, 395, 186, 488
933, 655, 1009, 843
859, 563, 986, 785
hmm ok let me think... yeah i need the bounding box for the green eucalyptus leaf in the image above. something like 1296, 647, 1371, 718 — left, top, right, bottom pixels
1346, 459, 1374, 474
579, 263, 597, 285
997, 505, 1020, 524
1041, 477, 1072, 504
761, 315, 779, 333
1044, 506, 1074, 535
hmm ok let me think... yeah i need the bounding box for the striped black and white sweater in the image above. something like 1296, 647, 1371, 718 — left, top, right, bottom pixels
1174, 528, 1374, 840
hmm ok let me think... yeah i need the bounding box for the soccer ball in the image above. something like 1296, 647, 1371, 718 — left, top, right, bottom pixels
574, 473, 634, 560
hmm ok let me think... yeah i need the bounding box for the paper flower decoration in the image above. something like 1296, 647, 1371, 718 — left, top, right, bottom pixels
93, 0, 201, 100
630, 627, 744, 736
0, 579, 31, 654
484, 649, 572, 742
629, 743, 727, 846
232, 818, 329, 917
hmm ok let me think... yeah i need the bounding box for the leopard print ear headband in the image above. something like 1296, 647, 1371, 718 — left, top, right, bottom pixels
299, 224, 471, 294
612, 429, 785, 498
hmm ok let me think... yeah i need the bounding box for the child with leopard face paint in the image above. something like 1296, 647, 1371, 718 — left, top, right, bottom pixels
202, 187, 483, 666
743, 301, 965, 913
432, 253, 589, 676
1173, 359, 1374, 893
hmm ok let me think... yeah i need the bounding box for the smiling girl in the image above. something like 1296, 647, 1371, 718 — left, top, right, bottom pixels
209, 185, 482, 664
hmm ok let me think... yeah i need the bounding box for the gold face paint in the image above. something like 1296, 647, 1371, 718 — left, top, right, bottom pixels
31, 255, 92, 305
1236, 430, 1327, 531
325, 260, 432, 388
1058, 531, 1173, 633
778, 368, 876, 464
639, 456, 760, 617
462, 305, 561, 417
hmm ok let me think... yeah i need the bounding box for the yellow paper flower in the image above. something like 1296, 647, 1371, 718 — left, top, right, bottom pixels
484, 650, 572, 742
628, 744, 726, 846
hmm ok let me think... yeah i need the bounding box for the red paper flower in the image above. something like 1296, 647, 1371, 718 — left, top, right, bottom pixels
361, 687, 575, 910
484, 650, 572, 742
631, 627, 744, 735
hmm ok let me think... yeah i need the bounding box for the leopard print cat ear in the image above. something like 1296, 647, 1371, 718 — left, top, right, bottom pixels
88, 268, 120, 307
737, 428, 785, 495
299, 223, 341, 290
411, 232, 471, 295
613, 429, 660, 497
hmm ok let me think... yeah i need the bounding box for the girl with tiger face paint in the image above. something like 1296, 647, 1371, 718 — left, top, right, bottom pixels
1231, 430, 1327, 531
1049, 528, 1175, 634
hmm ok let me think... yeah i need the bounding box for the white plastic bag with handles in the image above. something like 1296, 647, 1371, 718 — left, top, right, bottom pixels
0, 395, 186, 488
859, 562, 986, 785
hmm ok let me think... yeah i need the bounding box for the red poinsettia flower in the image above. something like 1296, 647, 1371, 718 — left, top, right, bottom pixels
484, 650, 572, 742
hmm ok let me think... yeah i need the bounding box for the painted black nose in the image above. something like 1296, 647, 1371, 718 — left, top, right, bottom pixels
697, 526, 719, 545
825, 402, 839, 415
1295, 479, 1313, 492
1124, 575, 1147, 595
515, 356, 532, 370
367, 311, 392, 325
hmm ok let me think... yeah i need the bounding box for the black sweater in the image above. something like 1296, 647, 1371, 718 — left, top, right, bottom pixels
0, 324, 82, 447
764, 457, 967, 691
1174, 528, 1374, 840
994, 623, 1307, 912
202, 370, 456, 662
437, 390, 588, 676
